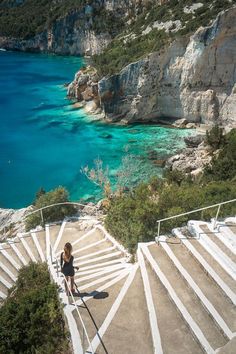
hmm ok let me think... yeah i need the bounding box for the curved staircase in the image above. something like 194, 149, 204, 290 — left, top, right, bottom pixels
0, 216, 235, 354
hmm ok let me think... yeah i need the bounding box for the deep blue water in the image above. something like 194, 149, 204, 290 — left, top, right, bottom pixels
0, 51, 193, 208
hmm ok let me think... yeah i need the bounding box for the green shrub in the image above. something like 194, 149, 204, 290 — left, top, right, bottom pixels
0, 0, 123, 39
0, 263, 69, 354
25, 186, 76, 231
105, 183, 160, 253
93, 0, 233, 76
105, 179, 236, 253
204, 128, 236, 181
205, 125, 225, 150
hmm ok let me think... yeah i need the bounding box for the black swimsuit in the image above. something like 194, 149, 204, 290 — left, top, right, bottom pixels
60, 253, 75, 277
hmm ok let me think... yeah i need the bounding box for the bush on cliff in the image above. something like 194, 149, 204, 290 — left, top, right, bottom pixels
205, 125, 225, 150
0, 262, 69, 354
105, 179, 236, 253
92, 0, 233, 76
204, 128, 236, 181
0, 0, 123, 39
25, 186, 76, 231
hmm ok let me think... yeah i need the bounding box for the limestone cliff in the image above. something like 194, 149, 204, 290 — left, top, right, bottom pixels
0, 206, 32, 239
0, 0, 140, 55
96, 7, 236, 127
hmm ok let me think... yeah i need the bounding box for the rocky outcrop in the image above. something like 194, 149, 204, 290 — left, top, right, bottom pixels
0, 206, 32, 240
95, 7, 236, 127
184, 134, 205, 148
0, 9, 111, 56
0, 0, 143, 55
165, 139, 213, 178
67, 66, 103, 116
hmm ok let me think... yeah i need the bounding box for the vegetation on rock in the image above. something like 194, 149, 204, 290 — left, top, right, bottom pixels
204, 128, 236, 181
93, 0, 234, 75
105, 128, 236, 253
205, 125, 225, 150
0, 0, 124, 39
25, 186, 76, 231
0, 262, 70, 354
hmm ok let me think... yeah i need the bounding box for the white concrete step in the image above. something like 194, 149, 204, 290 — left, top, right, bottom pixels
78, 268, 129, 292
0, 289, 7, 300
141, 244, 216, 354
75, 258, 127, 272
166, 232, 236, 332
0, 245, 21, 271
47, 224, 62, 251
0, 274, 12, 289
0, 259, 17, 282
18, 234, 37, 263
74, 251, 122, 268
159, 236, 234, 339
8, 238, 28, 266
75, 263, 128, 283
31, 232, 46, 262
137, 247, 163, 354
174, 228, 236, 305
32, 230, 47, 259
72, 239, 106, 256
75, 267, 130, 307
201, 224, 236, 263
139, 245, 205, 354
213, 222, 236, 254
189, 221, 236, 281
74, 246, 116, 263
56, 225, 95, 256
87, 265, 138, 354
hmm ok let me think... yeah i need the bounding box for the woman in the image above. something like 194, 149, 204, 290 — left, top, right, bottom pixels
60, 242, 78, 295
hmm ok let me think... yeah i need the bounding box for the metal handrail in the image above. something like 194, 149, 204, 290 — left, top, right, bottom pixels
49, 248, 95, 354
24, 202, 98, 226
62, 272, 95, 354
156, 198, 236, 239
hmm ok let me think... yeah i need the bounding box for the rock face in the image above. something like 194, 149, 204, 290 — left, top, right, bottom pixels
97, 8, 236, 127
0, 206, 32, 240
165, 142, 213, 178
0, 10, 111, 56
0, 0, 142, 55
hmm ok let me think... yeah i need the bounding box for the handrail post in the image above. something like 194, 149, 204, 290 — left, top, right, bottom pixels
157, 221, 161, 244
50, 245, 53, 264
40, 209, 44, 227
213, 204, 221, 230
82, 327, 85, 352
56, 259, 59, 277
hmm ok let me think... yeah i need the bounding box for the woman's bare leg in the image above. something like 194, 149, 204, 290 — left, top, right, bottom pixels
65, 276, 69, 295
70, 276, 75, 293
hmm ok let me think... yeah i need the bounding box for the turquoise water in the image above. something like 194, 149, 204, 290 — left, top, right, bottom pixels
0, 51, 193, 208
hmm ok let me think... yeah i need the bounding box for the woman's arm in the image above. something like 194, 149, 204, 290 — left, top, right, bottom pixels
72, 255, 79, 271
60, 252, 63, 268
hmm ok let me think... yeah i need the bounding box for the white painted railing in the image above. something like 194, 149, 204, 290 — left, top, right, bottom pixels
156, 198, 236, 241
49, 245, 95, 354
24, 202, 98, 227
62, 273, 95, 354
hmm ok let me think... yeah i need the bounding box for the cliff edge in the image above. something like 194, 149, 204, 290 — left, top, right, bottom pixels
96, 7, 236, 126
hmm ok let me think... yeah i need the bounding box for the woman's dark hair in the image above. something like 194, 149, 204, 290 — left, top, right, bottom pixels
63, 242, 72, 261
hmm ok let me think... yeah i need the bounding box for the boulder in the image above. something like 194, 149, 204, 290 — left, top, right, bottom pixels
173, 118, 188, 128
184, 135, 205, 148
